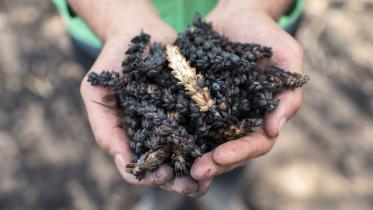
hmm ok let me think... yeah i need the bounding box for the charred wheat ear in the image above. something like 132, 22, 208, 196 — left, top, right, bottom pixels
166, 44, 215, 112
87, 13, 309, 180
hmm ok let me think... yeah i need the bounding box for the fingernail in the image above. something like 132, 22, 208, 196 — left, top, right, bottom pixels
114, 154, 126, 170
278, 118, 286, 134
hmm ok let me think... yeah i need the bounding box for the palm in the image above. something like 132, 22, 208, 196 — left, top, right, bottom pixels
81, 27, 214, 196
190, 11, 304, 181
208, 12, 303, 73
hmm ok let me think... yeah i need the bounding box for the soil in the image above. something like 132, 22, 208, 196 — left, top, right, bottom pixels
0, 0, 372, 209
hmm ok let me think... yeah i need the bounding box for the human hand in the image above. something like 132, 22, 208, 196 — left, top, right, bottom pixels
190, 0, 304, 188
77, 0, 209, 197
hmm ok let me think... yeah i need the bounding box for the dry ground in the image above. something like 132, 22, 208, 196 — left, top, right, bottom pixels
0, 0, 372, 209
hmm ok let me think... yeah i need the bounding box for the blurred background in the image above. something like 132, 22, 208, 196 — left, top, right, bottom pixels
0, 0, 372, 209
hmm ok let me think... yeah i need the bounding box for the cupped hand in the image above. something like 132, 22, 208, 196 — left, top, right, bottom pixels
79, 2, 209, 197
190, 8, 304, 185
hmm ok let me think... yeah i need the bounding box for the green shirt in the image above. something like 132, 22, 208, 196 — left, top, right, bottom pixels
53, 0, 304, 48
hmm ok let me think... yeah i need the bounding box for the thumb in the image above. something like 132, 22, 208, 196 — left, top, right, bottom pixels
264, 88, 303, 138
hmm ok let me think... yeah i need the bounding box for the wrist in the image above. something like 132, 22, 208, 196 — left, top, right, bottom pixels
68, 0, 156, 43
101, 0, 159, 42
217, 0, 294, 20
104, 17, 175, 46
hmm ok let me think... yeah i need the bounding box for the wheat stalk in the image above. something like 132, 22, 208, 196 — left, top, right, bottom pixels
166, 44, 215, 112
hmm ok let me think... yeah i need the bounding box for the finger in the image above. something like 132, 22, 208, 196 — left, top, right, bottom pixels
212, 128, 275, 166
264, 88, 303, 138
82, 39, 174, 186
160, 177, 199, 195
115, 154, 174, 186
265, 41, 304, 138
81, 38, 131, 157
188, 178, 214, 198
190, 153, 223, 180
190, 152, 243, 180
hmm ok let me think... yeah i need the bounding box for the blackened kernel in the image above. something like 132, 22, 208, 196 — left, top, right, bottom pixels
87, 13, 309, 180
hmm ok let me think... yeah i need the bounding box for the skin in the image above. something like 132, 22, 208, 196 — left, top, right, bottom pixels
190, 0, 304, 189
74, 0, 303, 197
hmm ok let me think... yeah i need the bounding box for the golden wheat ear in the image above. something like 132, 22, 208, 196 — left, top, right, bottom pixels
165, 44, 215, 112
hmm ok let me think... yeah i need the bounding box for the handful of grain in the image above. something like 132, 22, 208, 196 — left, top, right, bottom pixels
87, 14, 309, 180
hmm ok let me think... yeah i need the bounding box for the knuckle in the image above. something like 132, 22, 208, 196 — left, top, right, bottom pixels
260, 142, 274, 156
246, 140, 273, 159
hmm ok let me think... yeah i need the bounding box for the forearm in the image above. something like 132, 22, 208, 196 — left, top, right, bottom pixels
217, 0, 294, 20
67, 0, 156, 41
